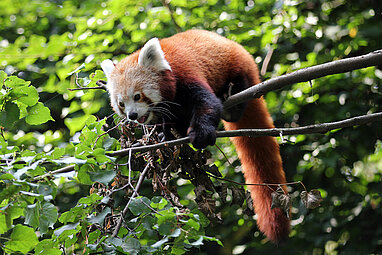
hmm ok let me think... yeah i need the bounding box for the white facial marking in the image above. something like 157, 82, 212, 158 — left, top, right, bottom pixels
103, 57, 165, 125
138, 38, 172, 71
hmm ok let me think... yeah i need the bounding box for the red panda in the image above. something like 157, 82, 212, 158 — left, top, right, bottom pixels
101, 29, 289, 242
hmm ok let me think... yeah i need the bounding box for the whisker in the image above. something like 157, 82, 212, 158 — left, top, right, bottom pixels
151, 107, 176, 119
161, 100, 181, 107
154, 106, 175, 115
151, 109, 173, 119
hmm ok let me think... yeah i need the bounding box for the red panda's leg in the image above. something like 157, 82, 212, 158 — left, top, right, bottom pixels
185, 84, 223, 149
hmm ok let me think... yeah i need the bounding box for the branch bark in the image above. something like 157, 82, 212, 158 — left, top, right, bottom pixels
224, 49, 382, 110
32, 112, 382, 178
107, 112, 382, 157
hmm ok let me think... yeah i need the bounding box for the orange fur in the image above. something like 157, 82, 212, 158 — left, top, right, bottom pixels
106, 30, 290, 242
223, 100, 290, 242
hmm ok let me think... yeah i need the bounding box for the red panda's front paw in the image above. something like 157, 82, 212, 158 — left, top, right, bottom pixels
187, 126, 217, 149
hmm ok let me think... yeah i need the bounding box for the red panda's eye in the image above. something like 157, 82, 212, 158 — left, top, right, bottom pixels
119, 101, 125, 108
134, 94, 141, 101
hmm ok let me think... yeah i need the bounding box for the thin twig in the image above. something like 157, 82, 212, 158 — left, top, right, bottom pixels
112, 163, 151, 237
68, 79, 107, 91
33, 165, 76, 181
205, 171, 302, 188
261, 34, 280, 76
68, 86, 107, 91
214, 144, 233, 167
92, 117, 126, 149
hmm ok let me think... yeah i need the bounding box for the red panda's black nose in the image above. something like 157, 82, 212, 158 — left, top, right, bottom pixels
128, 112, 138, 120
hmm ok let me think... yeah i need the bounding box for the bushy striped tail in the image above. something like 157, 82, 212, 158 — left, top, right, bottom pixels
223, 98, 290, 242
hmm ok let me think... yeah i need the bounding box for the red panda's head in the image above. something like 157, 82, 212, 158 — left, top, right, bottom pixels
101, 38, 173, 124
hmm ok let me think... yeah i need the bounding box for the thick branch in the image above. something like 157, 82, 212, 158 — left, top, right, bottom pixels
108, 112, 382, 157
32, 112, 382, 178
224, 49, 382, 110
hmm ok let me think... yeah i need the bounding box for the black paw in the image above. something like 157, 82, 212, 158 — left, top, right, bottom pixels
188, 126, 217, 149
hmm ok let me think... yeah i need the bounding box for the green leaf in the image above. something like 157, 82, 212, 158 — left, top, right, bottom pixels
89, 170, 116, 185
26, 102, 53, 125
150, 197, 168, 210
151, 237, 169, 249
93, 148, 113, 163
88, 208, 111, 227
59, 206, 86, 224
141, 215, 155, 231
155, 208, 176, 225
0, 205, 24, 235
78, 193, 103, 205
77, 164, 93, 185
185, 218, 200, 231
5, 225, 39, 254
107, 236, 123, 247
188, 236, 204, 247
121, 237, 141, 254
202, 236, 223, 246
53, 157, 86, 165
25, 203, 40, 228
25, 202, 58, 235
158, 221, 174, 235
171, 246, 187, 255
51, 147, 66, 159
0, 185, 21, 204
4, 76, 29, 88
68, 63, 86, 76
35, 239, 61, 255
39, 202, 58, 234
37, 248, 62, 255
191, 209, 210, 228
170, 228, 182, 238
103, 137, 117, 150
0, 71, 7, 84
0, 173, 15, 180
129, 197, 152, 216
54, 222, 79, 237
10, 85, 39, 106
88, 229, 101, 244
64, 114, 91, 135
0, 101, 20, 129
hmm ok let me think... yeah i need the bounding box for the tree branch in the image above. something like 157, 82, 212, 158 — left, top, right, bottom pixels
224, 49, 382, 110
33, 164, 76, 181
30, 112, 382, 178
107, 112, 382, 157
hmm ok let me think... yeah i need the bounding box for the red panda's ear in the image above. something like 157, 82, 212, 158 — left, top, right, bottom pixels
101, 59, 115, 80
138, 38, 171, 71
101, 59, 116, 91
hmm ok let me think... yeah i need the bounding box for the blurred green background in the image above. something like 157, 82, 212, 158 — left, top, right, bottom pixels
1, 0, 382, 254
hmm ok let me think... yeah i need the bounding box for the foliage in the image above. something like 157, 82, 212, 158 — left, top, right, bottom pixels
1, 0, 382, 254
